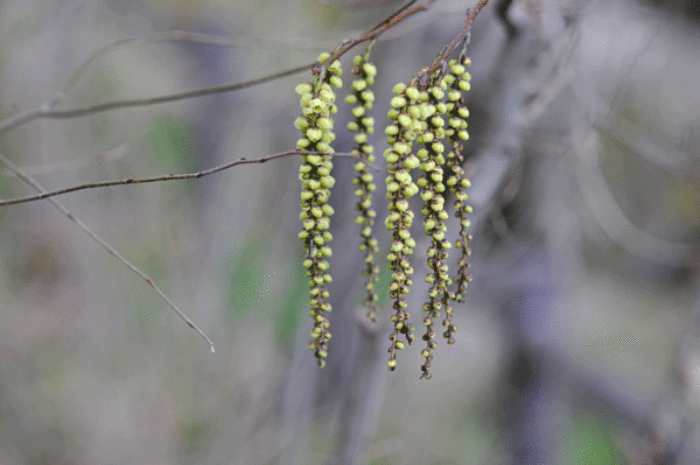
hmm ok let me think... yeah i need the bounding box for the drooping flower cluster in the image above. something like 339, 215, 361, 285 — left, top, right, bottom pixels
383, 82, 432, 370
291, 44, 474, 377
415, 74, 452, 379
383, 55, 473, 377
346, 46, 380, 321
295, 52, 342, 368
443, 56, 473, 307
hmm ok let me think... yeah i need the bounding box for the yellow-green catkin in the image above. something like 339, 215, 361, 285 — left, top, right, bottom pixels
443, 55, 473, 345
415, 73, 452, 380
384, 82, 428, 370
347, 47, 380, 321
295, 52, 342, 368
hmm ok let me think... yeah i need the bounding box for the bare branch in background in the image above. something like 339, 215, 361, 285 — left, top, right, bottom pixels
0, 151, 215, 352
574, 124, 697, 267
0, 150, 368, 206
0, 64, 312, 134
0, 143, 131, 177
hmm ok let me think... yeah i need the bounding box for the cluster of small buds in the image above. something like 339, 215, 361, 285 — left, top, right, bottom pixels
443, 56, 473, 314
347, 48, 380, 321
295, 52, 342, 368
414, 74, 453, 380
291, 43, 474, 377
381, 55, 473, 378
384, 81, 433, 370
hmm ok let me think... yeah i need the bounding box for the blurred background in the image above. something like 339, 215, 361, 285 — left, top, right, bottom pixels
1, 0, 699, 463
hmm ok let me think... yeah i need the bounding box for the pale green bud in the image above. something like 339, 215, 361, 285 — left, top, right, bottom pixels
329, 75, 342, 88
393, 83, 406, 94
352, 80, 367, 92
404, 154, 419, 170
296, 82, 313, 95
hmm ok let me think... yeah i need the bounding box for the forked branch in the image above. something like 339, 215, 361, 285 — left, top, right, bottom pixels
0, 151, 215, 352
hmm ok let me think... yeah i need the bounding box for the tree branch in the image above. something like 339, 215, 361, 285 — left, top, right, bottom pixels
419, 0, 491, 79
0, 64, 312, 134
0, 150, 215, 352
319, 0, 437, 70
0, 150, 369, 206
0, 1, 448, 135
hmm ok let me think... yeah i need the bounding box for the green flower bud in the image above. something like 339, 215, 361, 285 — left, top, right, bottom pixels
320, 175, 335, 189
316, 142, 332, 153
404, 154, 420, 170
384, 150, 399, 164
405, 86, 420, 100
319, 88, 335, 103
352, 80, 367, 92
361, 90, 375, 103
391, 96, 407, 108
398, 114, 413, 128
296, 82, 313, 95
451, 64, 465, 75
431, 141, 445, 153
385, 124, 399, 136
393, 83, 406, 94
327, 60, 342, 74
352, 106, 366, 118
329, 75, 343, 88
395, 199, 409, 212
430, 87, 445, 99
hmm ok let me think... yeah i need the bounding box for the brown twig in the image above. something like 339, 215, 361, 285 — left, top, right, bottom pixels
0, 150, 216, 352
0, 64, 313, 134
318, 0, 437, 71
0, 1, 450, 134
418, 0, 490, 80
0, 150, 369, 206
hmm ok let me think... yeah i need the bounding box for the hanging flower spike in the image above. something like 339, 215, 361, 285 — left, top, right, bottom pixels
347, 46, 380, 321
443, 55, 473, 346
384, 82, 428, 371
415, 73, 452, 380
296, 52, 342, 368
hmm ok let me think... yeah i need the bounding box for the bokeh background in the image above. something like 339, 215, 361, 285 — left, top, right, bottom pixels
1, 0, 699, 463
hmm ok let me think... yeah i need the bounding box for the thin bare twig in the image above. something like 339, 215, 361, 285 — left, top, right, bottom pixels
573, 127, 696, 267
0, 144, 131, 177
0, 151, 215, 352
419, 0, 490, 79
0, 0, 453, 135
61, 30, 333, 96
319, 0, 437, 70
0, 64, 312, 134
0, 150, 371, 206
